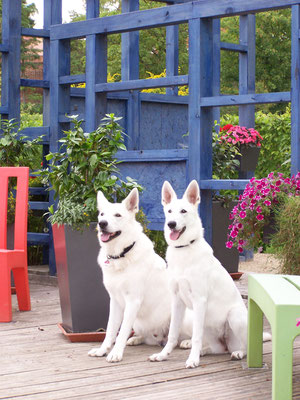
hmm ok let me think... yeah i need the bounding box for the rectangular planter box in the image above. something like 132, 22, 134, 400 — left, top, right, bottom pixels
53, 223, 109, 333
212, 201, 239, 274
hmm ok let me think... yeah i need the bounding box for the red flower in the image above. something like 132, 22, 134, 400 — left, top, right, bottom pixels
220, 124, 233, 131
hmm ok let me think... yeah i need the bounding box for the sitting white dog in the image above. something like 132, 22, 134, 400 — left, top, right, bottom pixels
88, 188, 190, 363
150, 180, 269, 368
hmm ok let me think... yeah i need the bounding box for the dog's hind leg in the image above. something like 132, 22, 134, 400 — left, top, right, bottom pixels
226, 305, 248, 360
127, 335, 144, 346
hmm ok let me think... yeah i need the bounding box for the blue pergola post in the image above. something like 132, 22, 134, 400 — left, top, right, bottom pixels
239, 14, 256, 142
188, 18, 214, 244
1, 0, 21, 122
85, 0, 107, 132
122, 0, 140, 150
166, 25, 179, 96
291, 5, 300, 175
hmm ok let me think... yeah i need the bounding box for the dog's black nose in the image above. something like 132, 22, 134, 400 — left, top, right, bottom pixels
168, 221, 177, 230
99, 220, 108, 230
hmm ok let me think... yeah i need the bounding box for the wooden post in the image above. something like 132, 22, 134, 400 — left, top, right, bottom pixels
85, 0, 107, 132
166, 25, 179, 96
291, 5, 300, 175
188, 18, 214, 244
121, 0, 140, 150
1, 0, 21, 122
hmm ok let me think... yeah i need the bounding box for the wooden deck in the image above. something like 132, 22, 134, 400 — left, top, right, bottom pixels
1, 276, 300, 399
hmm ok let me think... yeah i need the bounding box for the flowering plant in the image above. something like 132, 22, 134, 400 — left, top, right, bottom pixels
226, 172, 300, 252
219, 124, 263, 147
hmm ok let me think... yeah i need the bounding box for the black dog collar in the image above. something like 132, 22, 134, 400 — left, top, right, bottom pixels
107, 242, 136, 260
175, 239, 196, 249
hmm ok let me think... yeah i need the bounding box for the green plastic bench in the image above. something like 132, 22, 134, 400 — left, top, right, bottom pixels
247, 273, 300, 400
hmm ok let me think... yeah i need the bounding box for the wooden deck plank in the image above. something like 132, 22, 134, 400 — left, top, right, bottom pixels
1, 280, 300, 399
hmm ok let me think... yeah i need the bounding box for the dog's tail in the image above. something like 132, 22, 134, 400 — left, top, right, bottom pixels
263, 332, 272, 342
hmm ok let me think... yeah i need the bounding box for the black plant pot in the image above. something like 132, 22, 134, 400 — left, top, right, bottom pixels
53, 223, 109, 333
212, 201, 239, 274
238, 145, 261, 172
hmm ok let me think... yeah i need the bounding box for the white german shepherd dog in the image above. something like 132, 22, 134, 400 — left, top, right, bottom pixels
150, 180, 270, 368
88, 188, 191, 363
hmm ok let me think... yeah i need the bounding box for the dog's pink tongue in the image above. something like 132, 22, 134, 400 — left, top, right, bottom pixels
170, 230, 181, 241
101, 232, 111, 242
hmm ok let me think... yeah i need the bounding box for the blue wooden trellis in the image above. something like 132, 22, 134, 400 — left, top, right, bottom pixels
1, 0, 300, 275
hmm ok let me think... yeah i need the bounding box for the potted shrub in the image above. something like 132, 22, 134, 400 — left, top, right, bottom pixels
211, 124, 241, 274
219, 124, 263, 172
226, 172, 300, 253
39, 114, 142, 336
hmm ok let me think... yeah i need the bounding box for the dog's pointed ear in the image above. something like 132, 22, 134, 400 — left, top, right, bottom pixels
162, 181, 177, 206
97, 191, 109, 211
123, 188, 139, 213
184, 180, 201, 205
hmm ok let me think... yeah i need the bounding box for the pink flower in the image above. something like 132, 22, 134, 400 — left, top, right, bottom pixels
264, 200, 271, 206
230, 230, 238, 238
226, 241, 233, 249
256, 214, 264, 221
238, 246, 244, 253
239, 211, 247, 219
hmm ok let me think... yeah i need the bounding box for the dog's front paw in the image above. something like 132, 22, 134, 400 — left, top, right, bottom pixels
179, 339, 192, 349
88, 346, 108, 357
185, 356, 200, 369
106, 348, 124, 363
149, 352, 168, 362
231, 350, 245, 360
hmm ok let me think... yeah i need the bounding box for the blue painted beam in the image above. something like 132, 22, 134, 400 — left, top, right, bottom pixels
220, 41, 247, 52
59, 74, 86, 85
19, 126, 50, 143
29, 187, 47, 196
21, 27, 50, 38
20, 79, 50, 88
0, 44, 9, 53
29, 201, 50, 210
51, 0, 298, 40
27, 233, 50, 244
291, 5, 300, 175
95, 75, 188, 92
200, 91, 290, 107
116, 149, 188, 162
199, 179, 249, 190
0, 106, 9, 114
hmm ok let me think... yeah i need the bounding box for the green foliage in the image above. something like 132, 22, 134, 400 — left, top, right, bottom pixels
271, 196, 300, 274
254, 107, 291, 178
39, 114, 143, 229
0, 119, 43, 169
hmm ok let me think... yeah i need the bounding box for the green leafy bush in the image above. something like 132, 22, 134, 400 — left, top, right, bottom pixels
271, 196, 300, 274
39, 114, 143, 229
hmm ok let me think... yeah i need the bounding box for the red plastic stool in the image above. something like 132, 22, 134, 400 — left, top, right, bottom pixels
0, 167, 31, 322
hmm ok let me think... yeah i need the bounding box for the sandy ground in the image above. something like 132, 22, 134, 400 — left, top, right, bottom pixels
239, 253, 281, 274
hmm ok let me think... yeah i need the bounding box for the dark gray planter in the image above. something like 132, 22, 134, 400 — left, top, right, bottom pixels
212, 201, 239, 274
53, 223, 109, 333
238, 145, 260, 172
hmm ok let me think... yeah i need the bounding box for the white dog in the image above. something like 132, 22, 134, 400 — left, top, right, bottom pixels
88, 188, 190, 363
150, 180, 269, 368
